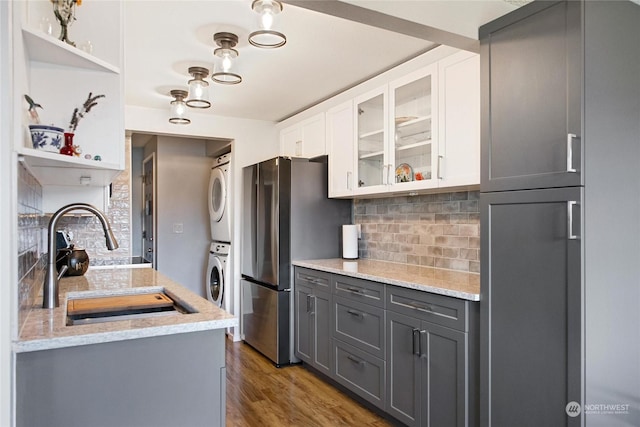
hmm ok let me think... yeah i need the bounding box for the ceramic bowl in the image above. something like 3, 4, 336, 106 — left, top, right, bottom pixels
29, 125, 64, 153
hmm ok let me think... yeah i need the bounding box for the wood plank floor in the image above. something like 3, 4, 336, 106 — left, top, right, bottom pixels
226, 339, 393, 426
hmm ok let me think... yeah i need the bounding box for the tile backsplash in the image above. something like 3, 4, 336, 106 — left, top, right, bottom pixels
354, 191, 480, 273
17, 162, 45, 331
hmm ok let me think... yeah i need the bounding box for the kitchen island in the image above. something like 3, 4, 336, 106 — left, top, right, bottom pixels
15, 268, 237, 427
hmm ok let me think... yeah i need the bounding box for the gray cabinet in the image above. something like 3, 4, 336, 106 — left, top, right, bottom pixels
480, 1, 582, 192
480, 2, 640, 426
387, 287, 478, 427
294, 265, 479, 426
294, 268, 332, 375
331, 275, 386, 409
481, 188, 582, 427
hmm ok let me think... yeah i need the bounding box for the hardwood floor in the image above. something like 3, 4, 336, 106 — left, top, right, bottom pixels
225, 339, 393, 426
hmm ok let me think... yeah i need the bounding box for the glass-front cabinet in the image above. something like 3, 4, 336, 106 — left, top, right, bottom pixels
390, 65, 438, 191
355, 88, 388, 195
353, 65, 438, 196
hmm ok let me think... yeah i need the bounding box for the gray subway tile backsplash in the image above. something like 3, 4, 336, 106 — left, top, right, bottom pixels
355, 190, 480, 273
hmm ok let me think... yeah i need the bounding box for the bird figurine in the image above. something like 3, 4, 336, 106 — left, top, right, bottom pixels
24, 94, 43, 124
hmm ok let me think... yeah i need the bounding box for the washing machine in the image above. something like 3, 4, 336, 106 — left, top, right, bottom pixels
209, 153, 231, 243
206, 241, 230, 307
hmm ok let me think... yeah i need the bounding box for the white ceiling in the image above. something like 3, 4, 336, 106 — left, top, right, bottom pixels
124, 1, 521, 124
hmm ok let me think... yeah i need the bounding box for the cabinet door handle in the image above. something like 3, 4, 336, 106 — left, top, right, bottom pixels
346, 286, 364, 295
567, 201, 579, 240
567, 133, 578, 173
412, 328, 421, 356
407, 301, 433, 313
382, 164, 388, 185
387, 164, 393, 185
295, 140, 303, 157
419, 330, 427, 357
306, 294, 312, 312
347, 309, 364, 318
347, 355, 365, 366
437, 155, 444, 180
347, 171, 352, 190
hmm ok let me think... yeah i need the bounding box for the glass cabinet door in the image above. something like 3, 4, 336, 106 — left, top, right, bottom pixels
390, 66, 438, 189
355, 88, 388, 193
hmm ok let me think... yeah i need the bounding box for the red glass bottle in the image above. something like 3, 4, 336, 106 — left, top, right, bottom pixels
60, 132, 74, 156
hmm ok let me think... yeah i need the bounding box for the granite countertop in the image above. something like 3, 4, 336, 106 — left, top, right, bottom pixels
15, 268, 237, 353
292, 259, 480, 301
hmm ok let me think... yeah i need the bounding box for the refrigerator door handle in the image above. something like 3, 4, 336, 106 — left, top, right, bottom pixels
253, 166, 259, 275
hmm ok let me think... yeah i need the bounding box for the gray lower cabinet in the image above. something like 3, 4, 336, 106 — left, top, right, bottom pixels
294, 267, 332, 375
294, 266, 479, 426
387, 287, 478, 427
481, 187, 582, 427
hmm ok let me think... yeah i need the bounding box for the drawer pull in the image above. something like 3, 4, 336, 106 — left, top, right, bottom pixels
408, 301, 433, 313
347, 355, 365, 366
412, 328, 420, 356
347, 309, 364, 318
304, 276, 319, 284
346, 287, 364, 295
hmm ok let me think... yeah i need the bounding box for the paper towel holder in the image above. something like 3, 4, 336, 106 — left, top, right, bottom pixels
342, 224, 360, 260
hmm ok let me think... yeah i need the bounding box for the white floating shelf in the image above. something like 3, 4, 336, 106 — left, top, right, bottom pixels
18, 147, 123, 187
396, 115, 431, 129
22, 27, 120, 74
396, 139, 432, 152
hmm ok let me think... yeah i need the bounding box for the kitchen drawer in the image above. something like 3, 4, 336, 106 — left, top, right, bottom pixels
294, 267, 331, 293
333, 275, 385, 308
333, 339, 386, 410
333, 295, 385, 359
386, 286, 468, 332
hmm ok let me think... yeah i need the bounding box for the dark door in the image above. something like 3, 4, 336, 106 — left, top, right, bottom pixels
294, 283, 312, 364
313, 290, 331, 375
142, 153, 155, 266
481, 187, 582, 426
386, 311, 421, 427
480, 1, 582, 192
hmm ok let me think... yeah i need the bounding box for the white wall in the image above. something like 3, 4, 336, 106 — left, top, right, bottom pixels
126, 105, 279, 340
0, 0, 14, 424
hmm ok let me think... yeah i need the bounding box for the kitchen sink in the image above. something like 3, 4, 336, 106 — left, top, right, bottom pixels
66, 290, 195, 326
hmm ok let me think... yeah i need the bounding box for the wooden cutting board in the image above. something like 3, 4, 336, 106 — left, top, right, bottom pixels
67, 293, 174, 316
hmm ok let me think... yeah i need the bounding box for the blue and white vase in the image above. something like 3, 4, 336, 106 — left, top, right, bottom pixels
29, 125, 64, 153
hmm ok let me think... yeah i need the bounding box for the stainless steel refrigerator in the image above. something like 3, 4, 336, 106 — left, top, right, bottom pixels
241, 156, 351, 366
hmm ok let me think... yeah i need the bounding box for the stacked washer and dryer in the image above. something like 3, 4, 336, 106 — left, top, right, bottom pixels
206, 153, 231, 310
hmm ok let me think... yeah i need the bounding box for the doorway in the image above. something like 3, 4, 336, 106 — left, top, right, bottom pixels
142, 152, 156, 266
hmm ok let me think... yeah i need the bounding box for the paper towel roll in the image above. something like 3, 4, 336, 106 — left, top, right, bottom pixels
342, 225, 359, 259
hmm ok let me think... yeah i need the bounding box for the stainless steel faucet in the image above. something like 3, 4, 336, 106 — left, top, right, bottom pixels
43, 203, 119, 308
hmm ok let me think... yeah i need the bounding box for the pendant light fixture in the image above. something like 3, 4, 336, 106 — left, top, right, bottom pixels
212, 32, 242, 85
186, 66, 211, 108
169, 90, 191, 125
248, 0, 286, 49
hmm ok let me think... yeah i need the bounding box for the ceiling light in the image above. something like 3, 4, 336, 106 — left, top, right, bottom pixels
248, 0, 286, 49
186, 67, 211, 108
169, 90, 191, 125
212, 32, 242, 85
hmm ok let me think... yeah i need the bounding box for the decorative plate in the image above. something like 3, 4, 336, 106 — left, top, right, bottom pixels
395, 163, 413, 183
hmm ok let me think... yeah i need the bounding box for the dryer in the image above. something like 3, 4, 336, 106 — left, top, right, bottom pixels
206, 241, 230, 307
209, 153, 231, 243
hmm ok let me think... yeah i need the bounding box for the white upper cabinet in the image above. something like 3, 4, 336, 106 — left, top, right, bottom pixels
280, 113, 326, 158
327, 101, 355, 198
437, 51, 480, 188
14, 1, 124, 192
354, 86, 389, 195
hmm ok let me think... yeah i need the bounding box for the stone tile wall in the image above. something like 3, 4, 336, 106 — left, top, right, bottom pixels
56, 140, 131, 262
17, 162, 45, 331
354, 191, 480, 273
